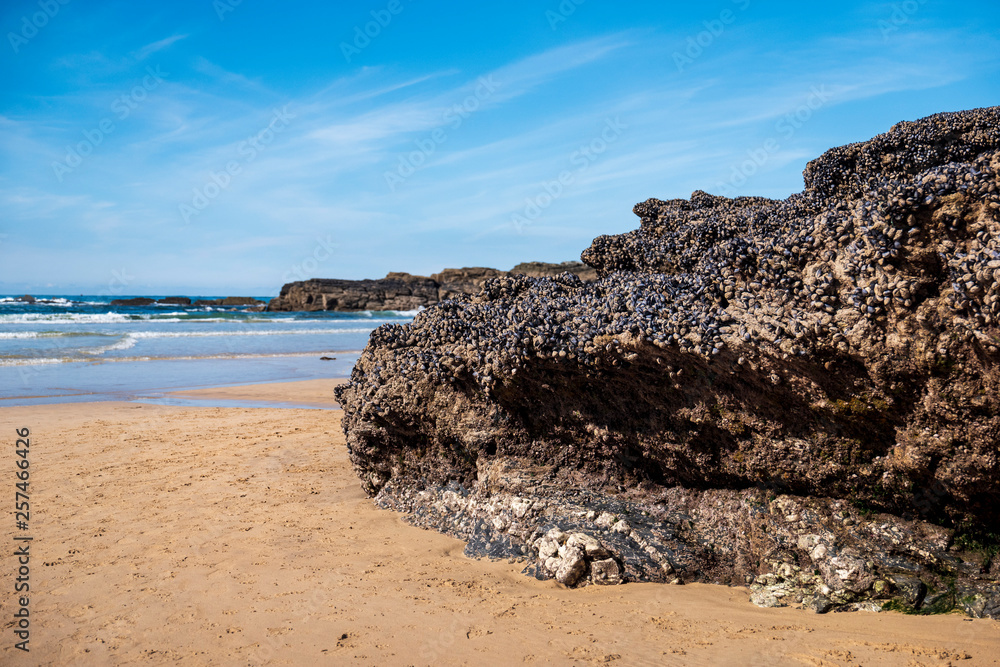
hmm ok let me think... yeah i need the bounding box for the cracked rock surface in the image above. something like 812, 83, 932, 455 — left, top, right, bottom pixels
336, 107, 1000, 616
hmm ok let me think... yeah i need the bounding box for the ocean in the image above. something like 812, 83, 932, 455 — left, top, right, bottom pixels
0, 295, 414, 407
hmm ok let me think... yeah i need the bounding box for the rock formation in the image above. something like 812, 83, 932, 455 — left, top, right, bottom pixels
266, 262, 595, 312
335, 107, 1000, 617
110, 297, 156, 306
266, 274, 440, 312
110, 296, 265, 308
193, 297, 266, 308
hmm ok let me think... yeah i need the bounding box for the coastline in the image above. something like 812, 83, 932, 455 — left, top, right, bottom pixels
2, 381, 997, 665
0, 353, 358, 408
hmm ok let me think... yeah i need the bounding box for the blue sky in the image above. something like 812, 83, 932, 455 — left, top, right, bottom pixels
1, 0, 998, 295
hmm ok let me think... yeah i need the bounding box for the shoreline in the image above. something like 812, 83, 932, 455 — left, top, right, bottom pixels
1, 384, 997, 664
156, 377, 345, 409
0, 353, 357, 408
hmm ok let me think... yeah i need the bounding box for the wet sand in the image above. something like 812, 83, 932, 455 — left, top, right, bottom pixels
165, 377, 347, 409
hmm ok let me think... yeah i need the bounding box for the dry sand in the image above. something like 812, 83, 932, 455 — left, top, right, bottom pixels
1, 380, 997, 666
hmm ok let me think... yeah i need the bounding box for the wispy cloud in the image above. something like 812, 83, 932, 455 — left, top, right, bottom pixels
133, 34, 188, 61
306, 36, 630, 153
192, 57, 273, 94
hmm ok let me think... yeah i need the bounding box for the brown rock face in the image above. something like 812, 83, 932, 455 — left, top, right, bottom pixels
336, 108, 1000, 616
266, 263, 595, 312
267, 275, 440, 312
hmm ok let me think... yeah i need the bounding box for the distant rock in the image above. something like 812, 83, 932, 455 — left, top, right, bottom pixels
110, 297, 156, 306
430, 268, 508, 302
511, 261, 598, 282
220, 296, 265, 306
267, 274, 439, 312
105, 296, 264, 309
267, 262, 595, 312
16, 295, 35, 304
192, 297, 266, 309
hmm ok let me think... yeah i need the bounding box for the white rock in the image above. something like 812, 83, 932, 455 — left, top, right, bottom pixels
750, 589, 787, 608
566, 533, 608, 558
545, 528, 567, 543
611, 520, 631, 534
537, 538, 559, 560
590, 558, 623, 585
511, 498, 533, 518
797, 534, 820, 550
555, 547, 587, 586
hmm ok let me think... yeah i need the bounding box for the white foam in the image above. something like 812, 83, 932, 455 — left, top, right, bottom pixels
0, 357, 65, 367
83, 336, 138, 355
0, 313, 248, 324
0, 332, 42, 339
0, 297, 112, 306
0, 331, 118, 339
0, 312, 135, 324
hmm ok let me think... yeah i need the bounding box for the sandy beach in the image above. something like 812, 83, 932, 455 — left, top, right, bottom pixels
1, 380, 997, 666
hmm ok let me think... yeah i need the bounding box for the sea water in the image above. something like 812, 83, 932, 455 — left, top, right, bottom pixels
0, 295, 414, 406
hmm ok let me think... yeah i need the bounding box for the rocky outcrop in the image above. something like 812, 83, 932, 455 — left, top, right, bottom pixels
110, 296, 264, 308
110, 297, 156, 306
266, 263, 595, 312
266, 274, 440, 312
192, 297, 266, 308
335, 107, 1000, 616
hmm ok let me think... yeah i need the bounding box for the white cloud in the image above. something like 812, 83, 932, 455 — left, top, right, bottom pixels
133, 34, 188, 61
